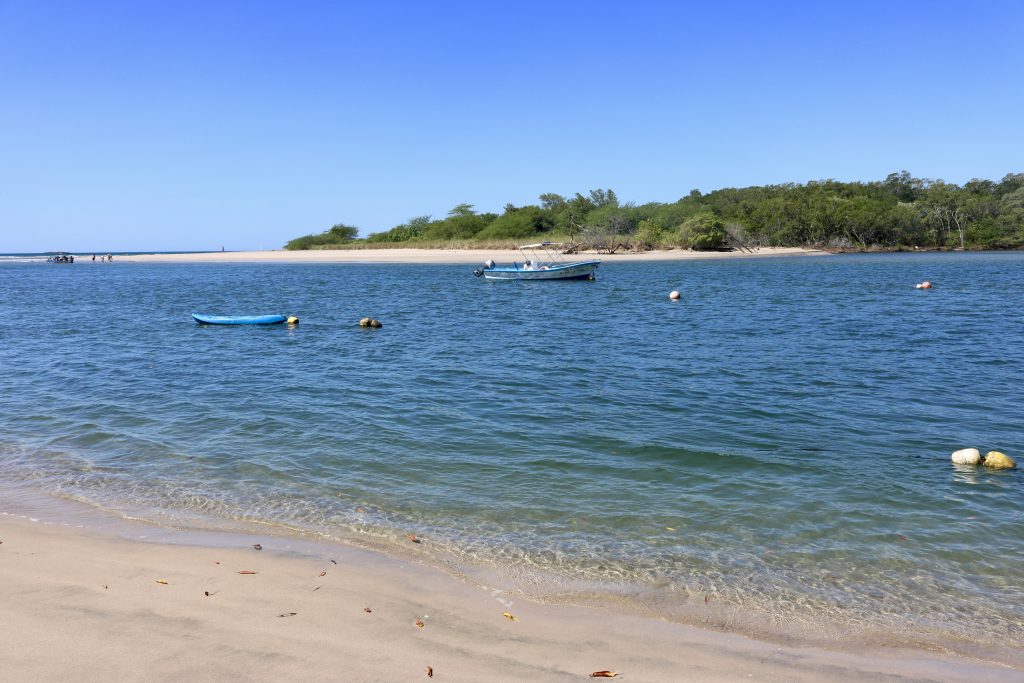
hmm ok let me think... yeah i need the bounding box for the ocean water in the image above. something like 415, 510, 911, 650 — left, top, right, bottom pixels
1, 252, 1022, 661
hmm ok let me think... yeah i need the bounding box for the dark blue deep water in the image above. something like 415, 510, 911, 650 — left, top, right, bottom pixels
1, 252, 1022, 657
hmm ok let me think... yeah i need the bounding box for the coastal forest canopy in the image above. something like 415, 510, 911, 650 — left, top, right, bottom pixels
284, 172, 1024, 251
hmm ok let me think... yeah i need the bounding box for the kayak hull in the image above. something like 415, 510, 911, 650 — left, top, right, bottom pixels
192, 313, 287, 325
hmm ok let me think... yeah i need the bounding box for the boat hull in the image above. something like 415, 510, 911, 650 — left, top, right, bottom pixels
192, 314, 287, 325
482, 261, 600, 281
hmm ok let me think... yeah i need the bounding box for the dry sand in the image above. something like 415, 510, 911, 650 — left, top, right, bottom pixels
122, 246, 826, 265
0, 513, 1016, 683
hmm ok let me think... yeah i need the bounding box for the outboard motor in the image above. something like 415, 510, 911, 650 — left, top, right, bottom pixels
473, 259, 495, 277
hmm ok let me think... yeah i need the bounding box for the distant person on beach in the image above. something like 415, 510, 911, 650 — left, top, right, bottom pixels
91, 254, 95, 261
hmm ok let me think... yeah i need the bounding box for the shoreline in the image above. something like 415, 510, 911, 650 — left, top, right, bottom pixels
1, 497, 1020, 681
121, 246, 827, 264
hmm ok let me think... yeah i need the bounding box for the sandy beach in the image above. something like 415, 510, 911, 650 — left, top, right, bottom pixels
122, 246, 826, 265
0, 511, 1017, 683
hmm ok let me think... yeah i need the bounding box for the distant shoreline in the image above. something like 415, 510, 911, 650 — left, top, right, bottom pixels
121, 246, 828, 264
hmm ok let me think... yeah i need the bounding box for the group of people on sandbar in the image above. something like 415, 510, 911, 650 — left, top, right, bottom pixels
91, 254, 114, 262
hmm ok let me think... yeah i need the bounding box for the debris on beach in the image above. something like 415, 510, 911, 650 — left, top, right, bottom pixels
426, 665, 433, 678
319, 570, 327, 577
331, 559, 338, 564
590, 672, 619, 678
407, 533, 421, 544
278, 612, 298, 618
252, 543, 263, 550
313, 586, 321, 592
156, 579, 169, 585
415, 619, 425, 628
502, 612, 518, 621
363, 607, 372, 613
237, 570, 258, 575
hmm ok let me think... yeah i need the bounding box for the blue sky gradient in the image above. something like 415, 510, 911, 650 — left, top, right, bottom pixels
2, 1, 1022, 251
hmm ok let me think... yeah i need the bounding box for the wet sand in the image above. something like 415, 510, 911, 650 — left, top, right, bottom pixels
0, 513, 1016, 683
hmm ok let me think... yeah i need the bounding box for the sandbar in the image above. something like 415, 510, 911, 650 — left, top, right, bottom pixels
123, 246, 826, 264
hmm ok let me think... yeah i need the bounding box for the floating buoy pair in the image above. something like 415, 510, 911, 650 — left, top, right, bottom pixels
915, 281, 933, 289
359, 317, 383, 328
951, 448, 1015, 469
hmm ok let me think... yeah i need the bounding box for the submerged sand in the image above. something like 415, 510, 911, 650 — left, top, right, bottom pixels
123, 246, 826, 264
0, 512, 1016, 682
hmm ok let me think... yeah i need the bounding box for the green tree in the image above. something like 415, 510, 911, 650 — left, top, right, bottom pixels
677, 212, 727, 250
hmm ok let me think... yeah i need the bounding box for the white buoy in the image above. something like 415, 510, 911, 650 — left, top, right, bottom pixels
951, 448, 981, 465
669, 290, 681, 300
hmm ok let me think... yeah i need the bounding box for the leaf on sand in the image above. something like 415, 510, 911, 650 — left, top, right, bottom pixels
502, 612, 518, 621
407, 533, 421, 544
590, 672, 619, 678
426, 665, 433, 678
319, 570, 327, 577
415, 619, 425, 628
313, 586, 321, 592
237, 570, 258, 575
156, 579, 169, 585
252, 543, 262, 550
363, 607, 372, 613
330, 559, 337, 565
278, 612, 297, 618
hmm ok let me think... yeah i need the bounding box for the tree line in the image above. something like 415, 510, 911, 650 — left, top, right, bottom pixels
284, 172, 1024, 251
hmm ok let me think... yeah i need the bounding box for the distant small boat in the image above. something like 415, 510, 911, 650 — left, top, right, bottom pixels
192, 313, 287, 325
474, 242, 600, 281
46, 252, 74, 264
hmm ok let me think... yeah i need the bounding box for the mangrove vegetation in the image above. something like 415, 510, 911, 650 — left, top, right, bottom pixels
284, 172, 1024, 252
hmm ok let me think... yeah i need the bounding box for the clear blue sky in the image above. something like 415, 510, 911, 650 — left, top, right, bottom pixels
1, 0, 1022, 252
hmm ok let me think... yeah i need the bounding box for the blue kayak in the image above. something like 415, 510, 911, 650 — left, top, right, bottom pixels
192, 313, 287, 325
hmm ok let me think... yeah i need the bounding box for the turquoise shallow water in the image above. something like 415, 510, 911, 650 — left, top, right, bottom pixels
1, 252, 1022, 658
